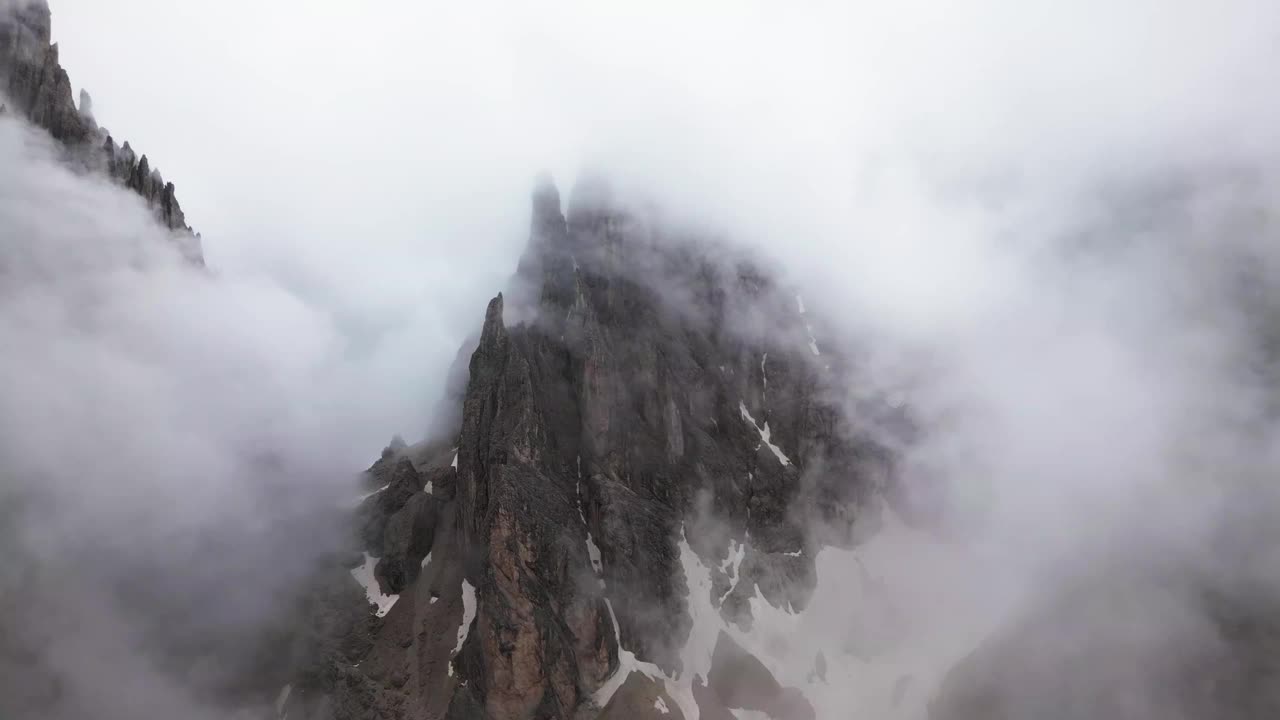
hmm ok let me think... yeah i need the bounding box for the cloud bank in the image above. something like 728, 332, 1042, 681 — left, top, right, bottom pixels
4, 0, 1280, 717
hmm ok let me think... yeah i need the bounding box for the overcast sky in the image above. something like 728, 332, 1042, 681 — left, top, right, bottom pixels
30, 0, 1280, 554
49, 0, 1280, 336
38, 0, 1280, 505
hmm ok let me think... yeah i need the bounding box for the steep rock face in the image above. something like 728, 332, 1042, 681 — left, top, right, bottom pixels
282, 173, 1280, 719
453, 177, 836, 710
445, 285, 622, 719
487, 177, 883, 676
0, 1, 83, 142
283, 176, 888, 720
0, 0, 202, 261
279, 439, 463, 720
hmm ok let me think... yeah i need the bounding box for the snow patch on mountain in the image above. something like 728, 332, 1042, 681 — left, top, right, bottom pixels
355, 483, 389, 503
586, 533, 604, 577
578, 471, 606, 585
718, 537, 747, 604
795, 293, 821, 356
456, 581, 477, 651
350, 552, 398, 617
593, 598, 668, 707
761, 352, 769, 404
738, 401, 792, 466
665, 507, 1010, 719
275, 683, 292, 720
449, 579, 478, 676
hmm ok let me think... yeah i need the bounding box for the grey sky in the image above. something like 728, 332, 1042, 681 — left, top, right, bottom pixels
48, 0, 1280, 349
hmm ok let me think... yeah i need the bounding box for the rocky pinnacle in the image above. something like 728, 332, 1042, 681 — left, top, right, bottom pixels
0, 0, 203, 263
276, 177, 885, 720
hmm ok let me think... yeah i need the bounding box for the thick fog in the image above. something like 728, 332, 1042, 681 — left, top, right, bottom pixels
5, 0, 1280, 718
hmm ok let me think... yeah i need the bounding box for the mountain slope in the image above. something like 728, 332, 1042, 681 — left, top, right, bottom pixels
0, 0, 202, 263
279, 177, 897, 720
287, 172, 1280, 720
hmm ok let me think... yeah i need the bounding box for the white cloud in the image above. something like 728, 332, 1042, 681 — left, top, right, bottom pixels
6, 0, 1280, 716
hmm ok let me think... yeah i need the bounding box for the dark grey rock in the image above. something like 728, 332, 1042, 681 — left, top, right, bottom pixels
278, 175, 886, 719
0, 1, 202, 261
377, 492, 441, 594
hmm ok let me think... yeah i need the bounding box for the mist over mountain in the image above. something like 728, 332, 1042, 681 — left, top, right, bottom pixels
5, 1, 1280, 719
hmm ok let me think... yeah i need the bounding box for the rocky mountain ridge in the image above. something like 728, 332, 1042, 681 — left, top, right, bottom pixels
0, 0, 202, 263
281, 175, 1280, 720
272, 175, 899, 720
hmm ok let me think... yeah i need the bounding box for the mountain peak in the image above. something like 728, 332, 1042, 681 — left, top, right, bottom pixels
277, 178, 882, 719
533, 171, 561, 210
481, 292, 506, 343
0, 1, 203, 263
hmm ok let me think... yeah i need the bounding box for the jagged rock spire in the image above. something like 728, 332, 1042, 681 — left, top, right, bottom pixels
77, 88, 93, 122
566, 170, 615, 222
529, 173, 569, 250
532, 171, 562, 226
512, 176, 578, 322
481, 292, 506, 342
0, 0, 203, 263
277, 173, 873, 719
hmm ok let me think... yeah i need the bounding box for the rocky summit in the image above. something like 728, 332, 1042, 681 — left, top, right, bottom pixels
273, 175, 898, 720
264, 183, 1280, 720
0, 0, 202, 262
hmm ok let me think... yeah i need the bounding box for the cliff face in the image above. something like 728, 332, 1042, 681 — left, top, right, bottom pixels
287, 174, 1280, 720
0, 0, 202, 263
280, 177, 891, 720
7, 7, 1280, 720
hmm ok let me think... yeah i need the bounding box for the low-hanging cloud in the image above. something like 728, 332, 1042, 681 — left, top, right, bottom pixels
0, 113, 470, 718
7, 0, 1280, 717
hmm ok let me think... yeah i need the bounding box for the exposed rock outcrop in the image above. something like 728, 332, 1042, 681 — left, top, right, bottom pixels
0, 0, 202, 262
280, 175, 889, 719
